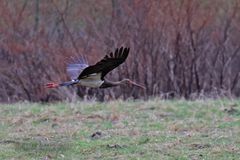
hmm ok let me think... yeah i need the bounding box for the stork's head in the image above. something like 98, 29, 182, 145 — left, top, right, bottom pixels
121, 79, 146, 89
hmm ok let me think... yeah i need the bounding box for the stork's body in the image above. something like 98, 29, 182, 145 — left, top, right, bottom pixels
78, 73, 103, 88
46, 47, 145, 89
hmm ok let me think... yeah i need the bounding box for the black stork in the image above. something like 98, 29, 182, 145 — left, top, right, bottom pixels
46, 47, 145, 89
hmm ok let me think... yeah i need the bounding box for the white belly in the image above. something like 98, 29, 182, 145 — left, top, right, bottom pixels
79, 73, 104, 88
79, 79, 104, 88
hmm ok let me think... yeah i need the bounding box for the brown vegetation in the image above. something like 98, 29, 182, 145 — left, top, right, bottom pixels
0, 0, 240, 102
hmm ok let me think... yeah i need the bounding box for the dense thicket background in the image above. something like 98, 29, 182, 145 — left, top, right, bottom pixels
0, 0, 240, 102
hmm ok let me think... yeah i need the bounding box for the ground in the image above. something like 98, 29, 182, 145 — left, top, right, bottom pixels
0, 99, 240, 160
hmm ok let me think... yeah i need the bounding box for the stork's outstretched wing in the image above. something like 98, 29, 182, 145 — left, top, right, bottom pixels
67, 59, 89, 79
78, 47, 129, 80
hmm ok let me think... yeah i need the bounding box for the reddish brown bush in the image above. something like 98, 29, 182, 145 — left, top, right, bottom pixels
0, 0, 239, 102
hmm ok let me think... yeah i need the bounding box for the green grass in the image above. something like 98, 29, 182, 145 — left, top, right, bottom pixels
0, 99, 240, 159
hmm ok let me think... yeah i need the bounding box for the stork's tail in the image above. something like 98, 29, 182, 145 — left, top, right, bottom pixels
45, 80, 79, 88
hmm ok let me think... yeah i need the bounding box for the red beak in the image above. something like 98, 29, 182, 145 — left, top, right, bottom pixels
45, 82, 59, 88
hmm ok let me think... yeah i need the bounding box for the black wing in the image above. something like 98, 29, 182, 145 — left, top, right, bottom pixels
77, 47, 130, 80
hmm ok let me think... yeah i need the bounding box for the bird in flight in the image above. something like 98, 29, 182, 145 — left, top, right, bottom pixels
46, 47, 145, 89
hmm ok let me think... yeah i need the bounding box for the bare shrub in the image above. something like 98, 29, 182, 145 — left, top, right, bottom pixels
0, 0, 239, 102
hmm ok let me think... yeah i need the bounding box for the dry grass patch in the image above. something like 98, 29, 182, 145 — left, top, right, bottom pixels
0, 99, 240, 159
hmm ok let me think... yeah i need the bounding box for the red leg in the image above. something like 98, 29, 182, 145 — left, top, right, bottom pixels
45, 82, 59, 88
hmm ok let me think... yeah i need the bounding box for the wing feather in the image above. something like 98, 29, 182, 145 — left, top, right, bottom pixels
67, 62, 88, 79
77, 47, 130, 80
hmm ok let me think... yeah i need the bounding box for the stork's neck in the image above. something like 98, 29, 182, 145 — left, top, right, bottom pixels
106, 79, 123, 86
100, 79, 129, 88
112, 79, 129, 86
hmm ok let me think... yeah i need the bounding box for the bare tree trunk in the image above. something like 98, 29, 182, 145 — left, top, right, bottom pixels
34, 0, 39, 31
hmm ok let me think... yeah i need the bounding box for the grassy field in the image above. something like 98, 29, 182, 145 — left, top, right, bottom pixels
0, 99, 240, 160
